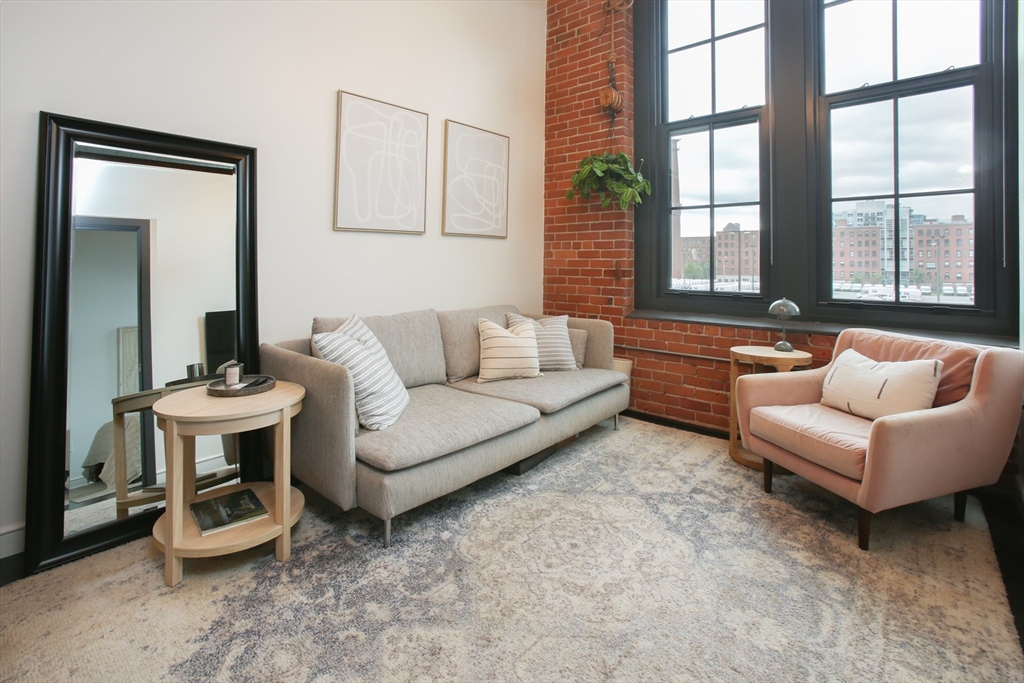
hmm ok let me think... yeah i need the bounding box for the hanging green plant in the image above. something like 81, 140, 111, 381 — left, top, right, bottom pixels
565, 152, 652, 210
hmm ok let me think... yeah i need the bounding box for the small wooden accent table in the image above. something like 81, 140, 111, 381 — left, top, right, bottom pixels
728, 346, 812, 470
152, 381, 305, 586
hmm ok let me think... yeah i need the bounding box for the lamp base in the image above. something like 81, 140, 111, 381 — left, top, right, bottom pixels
774, 340, 794, 352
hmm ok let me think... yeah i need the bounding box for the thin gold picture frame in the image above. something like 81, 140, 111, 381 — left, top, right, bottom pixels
441, 119, 510, 239
334, 91, 429, 234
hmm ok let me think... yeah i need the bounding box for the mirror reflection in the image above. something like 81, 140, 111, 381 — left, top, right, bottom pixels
64, 148, 240, 536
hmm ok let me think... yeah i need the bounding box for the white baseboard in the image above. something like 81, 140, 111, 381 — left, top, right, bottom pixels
1, 524, 25, 558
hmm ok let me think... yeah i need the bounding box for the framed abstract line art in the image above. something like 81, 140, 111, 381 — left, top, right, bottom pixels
334, 91, 428, 234
442, 120, 509, 238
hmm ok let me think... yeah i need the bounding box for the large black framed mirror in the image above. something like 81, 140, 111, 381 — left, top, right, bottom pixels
25, 113, 260, 575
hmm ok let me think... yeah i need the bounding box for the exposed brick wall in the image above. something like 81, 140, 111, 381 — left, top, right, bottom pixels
543, 0, 837, 433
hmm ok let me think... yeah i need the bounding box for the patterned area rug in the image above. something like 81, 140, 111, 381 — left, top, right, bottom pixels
2, 417, 1021, 682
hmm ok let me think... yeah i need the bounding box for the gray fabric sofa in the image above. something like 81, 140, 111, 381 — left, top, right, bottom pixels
260, 304, 629, 546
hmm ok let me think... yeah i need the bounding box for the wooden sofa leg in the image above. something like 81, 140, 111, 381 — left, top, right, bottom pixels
763, 458, 773, 493
954, 491, 967, 522
384, 518, 391, 548
858, 508, 872, 551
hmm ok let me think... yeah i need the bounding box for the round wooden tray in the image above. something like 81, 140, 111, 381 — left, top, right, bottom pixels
206, 374, 276, 397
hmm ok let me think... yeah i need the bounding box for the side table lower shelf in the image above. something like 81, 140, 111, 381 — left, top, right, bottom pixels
152, 481, 304, 557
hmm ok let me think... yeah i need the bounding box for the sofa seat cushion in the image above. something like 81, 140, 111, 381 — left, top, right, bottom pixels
355, 384, 540, 472
449, 368, 628, 414
750, 403, 872, 481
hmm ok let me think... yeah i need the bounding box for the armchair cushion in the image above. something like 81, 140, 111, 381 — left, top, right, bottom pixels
841, 329, 978, 407
820, 348, 943, 420
750, 403, 872, 480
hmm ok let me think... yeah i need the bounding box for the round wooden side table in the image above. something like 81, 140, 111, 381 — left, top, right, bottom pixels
152, 381, 305, 586
728, 345, 812, 470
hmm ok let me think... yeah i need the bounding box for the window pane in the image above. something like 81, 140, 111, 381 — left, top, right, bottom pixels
713, 122, 759, 204
715, 28, 765, 113
898, 87, 973, 194
715, 0, 764, 36
897, 0, 980, 80
671, 130, 710, 206
671, 209, 711, 291
831, 199, 892, 299
667, 0, 710, 50
713, 206, 761, 293
899, 194, 974, 305
668, 45, 712, 121
831, 100, 894, 198
824, 0, 892, 94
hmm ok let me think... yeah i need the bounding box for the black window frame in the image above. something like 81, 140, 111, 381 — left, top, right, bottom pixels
633, 0, 1019, 339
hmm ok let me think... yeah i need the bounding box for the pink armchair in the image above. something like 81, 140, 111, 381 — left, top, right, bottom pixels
736, 328, 1024, 550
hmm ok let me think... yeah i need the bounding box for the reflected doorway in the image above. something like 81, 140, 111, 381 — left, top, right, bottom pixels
65, 217, 155, 535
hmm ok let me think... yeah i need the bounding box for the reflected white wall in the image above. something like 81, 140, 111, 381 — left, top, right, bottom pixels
74, 160, 237, 476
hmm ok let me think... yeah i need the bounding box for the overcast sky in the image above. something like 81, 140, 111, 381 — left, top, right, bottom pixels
666, 0, 980, 238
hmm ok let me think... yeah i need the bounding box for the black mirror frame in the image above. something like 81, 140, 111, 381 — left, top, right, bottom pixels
24, 113, 260, 576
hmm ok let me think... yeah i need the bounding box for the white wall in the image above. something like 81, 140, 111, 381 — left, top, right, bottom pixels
0, 1, 546, 558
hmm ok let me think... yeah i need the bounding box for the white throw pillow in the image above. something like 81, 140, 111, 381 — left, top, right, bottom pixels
821, 348, 943, 420
507, 313, 578, 371
312, 316, 410, 430
477, 317, 541, 383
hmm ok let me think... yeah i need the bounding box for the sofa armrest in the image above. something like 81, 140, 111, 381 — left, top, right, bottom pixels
858, 347, 1024, 512
567, 317, 614, 370
259, 342, 357, 511
735, 366, 829, 447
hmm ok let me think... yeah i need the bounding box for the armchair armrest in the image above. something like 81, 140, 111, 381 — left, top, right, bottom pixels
858, 347, 1024, 512
260, 342, 357, 511
736, 366, 829, 447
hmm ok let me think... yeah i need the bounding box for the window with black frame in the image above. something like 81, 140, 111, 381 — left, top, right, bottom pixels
633, 0, 1017, 337
822, 0, 983, 307
664, 0, 767, 296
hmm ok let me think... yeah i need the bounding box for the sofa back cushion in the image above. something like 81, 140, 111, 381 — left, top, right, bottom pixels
568, 328, 588, 369
834, 328, 980, 407
436, 304, 520, 382
312, 309, 446, 389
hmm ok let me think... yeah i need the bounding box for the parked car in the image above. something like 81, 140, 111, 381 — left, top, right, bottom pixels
942, 284, 955, 296
920, 285, 932, 295
955, 285, 968, 296
901, 286, 922, 302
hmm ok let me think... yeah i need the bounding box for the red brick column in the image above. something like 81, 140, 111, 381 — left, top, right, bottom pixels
543, 0, 836, 431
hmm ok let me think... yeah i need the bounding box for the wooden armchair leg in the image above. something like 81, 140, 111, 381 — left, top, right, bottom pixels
953, 491, 967, 522
763, 458, 774, 494
858, 508, 872, 551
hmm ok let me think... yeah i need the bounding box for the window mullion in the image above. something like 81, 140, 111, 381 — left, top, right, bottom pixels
891, 97, 900, 297
708, 125, 717, 285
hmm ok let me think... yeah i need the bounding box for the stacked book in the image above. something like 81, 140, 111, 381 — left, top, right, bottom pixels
189, 488, 268, 536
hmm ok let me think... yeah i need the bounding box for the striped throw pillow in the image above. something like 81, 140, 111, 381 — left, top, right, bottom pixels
312, 316, 410, 430
507, 313, 578, 371
477, 318, 541, 383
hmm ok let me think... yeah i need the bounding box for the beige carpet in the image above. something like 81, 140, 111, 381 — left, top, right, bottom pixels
1, 417, 1021, 682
